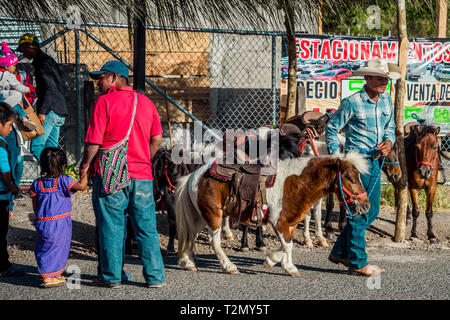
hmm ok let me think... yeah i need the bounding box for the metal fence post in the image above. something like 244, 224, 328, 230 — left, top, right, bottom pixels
74, 29, 82, 160
272, 35, 277, 125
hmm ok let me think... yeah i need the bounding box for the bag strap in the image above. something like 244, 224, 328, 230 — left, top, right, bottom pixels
125, 92, 138, 139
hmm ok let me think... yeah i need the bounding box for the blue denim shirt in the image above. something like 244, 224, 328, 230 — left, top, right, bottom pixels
325, 86, 396, 156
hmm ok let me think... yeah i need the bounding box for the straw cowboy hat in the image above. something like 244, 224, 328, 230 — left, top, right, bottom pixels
352, 58, 401, 80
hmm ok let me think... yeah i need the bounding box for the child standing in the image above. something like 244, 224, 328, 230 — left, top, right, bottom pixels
0, 102, 21, 277
0, 42, 36, 131
28, 147, 88, 288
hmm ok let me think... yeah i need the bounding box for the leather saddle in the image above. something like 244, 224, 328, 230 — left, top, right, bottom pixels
209, 161, 271, 225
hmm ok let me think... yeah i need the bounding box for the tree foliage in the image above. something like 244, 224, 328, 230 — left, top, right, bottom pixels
322, 0, 443, 38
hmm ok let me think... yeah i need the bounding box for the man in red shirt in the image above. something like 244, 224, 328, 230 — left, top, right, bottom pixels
80, 61, 165, 288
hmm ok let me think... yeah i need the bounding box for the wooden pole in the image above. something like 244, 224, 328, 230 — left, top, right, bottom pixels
317, 0, 323, 35
282, 0, 298, 121
393, 0, 410, 242
435, 0, 448, 38
164, 87, 174, 149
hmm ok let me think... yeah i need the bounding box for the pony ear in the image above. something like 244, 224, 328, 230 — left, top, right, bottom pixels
434, 127, 440, 136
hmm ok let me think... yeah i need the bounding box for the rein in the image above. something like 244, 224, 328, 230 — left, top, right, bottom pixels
298, 127, 319, 156
164, 162, 177, 193
306, 128, 319, 156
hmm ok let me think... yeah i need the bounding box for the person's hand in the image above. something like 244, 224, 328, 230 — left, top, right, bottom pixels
79, 164, 90, 181
38, 114, 46, 125
377, 140, 392, 157
9, 185, 19, 196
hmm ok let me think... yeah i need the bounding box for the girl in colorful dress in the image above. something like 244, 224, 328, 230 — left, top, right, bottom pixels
29, 147, 88, 288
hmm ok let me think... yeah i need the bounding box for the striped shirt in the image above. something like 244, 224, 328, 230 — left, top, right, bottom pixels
325, 85, 396, 156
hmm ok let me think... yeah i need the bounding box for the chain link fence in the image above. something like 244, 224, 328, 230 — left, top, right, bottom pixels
1, 20, 282, 184
0, 18, 448, 186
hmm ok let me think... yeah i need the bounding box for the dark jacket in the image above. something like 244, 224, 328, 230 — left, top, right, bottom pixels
32, 50, 68, 116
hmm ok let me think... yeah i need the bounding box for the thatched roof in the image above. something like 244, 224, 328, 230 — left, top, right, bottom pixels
0, 0, 326, 32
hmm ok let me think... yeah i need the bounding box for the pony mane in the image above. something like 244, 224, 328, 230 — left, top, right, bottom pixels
418, 124, 438, 138
333, 151, 369, 175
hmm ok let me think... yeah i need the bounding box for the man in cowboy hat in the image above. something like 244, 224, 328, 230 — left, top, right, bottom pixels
325, 58, 400, 277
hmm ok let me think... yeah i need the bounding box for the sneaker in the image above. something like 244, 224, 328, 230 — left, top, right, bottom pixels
91, 278, 121, 288
147, 281, 166, 288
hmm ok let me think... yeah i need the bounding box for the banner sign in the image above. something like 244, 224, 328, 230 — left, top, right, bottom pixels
280, 35, 450, 134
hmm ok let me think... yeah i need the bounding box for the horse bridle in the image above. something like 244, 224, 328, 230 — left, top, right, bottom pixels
164, 162, 177, 193
333, 171, 367, 205
416, 147, 438, 169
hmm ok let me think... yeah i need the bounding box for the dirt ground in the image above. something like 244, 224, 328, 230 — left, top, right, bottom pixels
6, 191, 450, 264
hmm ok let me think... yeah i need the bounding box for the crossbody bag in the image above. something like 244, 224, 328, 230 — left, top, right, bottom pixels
98, 92, 137, 195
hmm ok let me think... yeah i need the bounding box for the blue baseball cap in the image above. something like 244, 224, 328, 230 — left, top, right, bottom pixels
89, 60, 129, 80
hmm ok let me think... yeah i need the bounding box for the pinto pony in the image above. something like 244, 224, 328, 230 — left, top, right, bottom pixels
175, 151, 369, 275
323, 141, 402, 238
405, 124, 441, 243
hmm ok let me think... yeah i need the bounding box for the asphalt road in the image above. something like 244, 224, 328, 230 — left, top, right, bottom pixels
1, 244, 449, 303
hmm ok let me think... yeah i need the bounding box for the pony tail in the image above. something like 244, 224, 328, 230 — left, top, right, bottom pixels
175, 171, 206, 270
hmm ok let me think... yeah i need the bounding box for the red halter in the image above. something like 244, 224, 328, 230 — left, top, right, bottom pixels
416, 148, 438, 168
164, 163, 177, 193
334, 178, 367, 205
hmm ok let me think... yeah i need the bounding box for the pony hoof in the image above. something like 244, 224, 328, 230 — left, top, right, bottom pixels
224, 235, 234, 241
263, 260, 273, 271
228, 269, 240, 275
256, 246, 267, 252
304, 240, 314, 248
429, 238, 438, 244
241, 247, 250, 253
289, 271, 300, 277
318, 240, 329, 247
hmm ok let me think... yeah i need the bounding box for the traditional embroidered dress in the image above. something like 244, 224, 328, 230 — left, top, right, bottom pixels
29, 175, 77, 278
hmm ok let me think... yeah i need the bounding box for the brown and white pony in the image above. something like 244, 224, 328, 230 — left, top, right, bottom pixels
323, 140, 402, 238
405, 124, 441, 243
175, 151, 369, 275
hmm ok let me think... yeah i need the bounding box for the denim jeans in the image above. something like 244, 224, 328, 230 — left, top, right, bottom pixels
31, 111, 65, 161
92, 176, 165, 284
330, 158, 381, 270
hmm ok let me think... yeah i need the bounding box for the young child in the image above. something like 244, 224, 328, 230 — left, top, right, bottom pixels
28, 147, 88, 288
0, 102, 21, 277
0, 42, 36, 131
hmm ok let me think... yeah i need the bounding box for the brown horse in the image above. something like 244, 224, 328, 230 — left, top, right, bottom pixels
176, 151, 369, 275
405, 124, 441, 243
